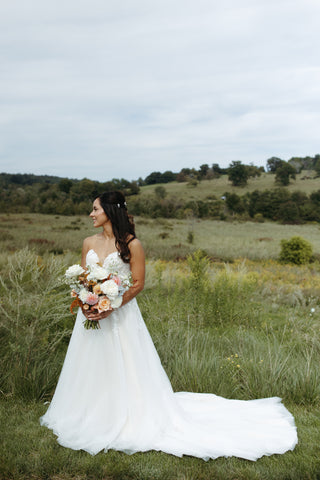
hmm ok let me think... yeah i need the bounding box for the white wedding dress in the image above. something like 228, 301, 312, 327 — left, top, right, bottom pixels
40, 249, 297, 460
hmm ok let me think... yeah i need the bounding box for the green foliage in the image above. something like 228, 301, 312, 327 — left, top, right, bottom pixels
266, 156, 284, 172
275, 162, 296, 186
228, 161, 249, 186
187, 231, 194, 244
186, 249, 209, 287
279, 236, 313, 265
224, 192, 246, 214
154, 185, 167, 199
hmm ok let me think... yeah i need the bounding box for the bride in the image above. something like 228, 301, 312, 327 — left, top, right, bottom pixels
40, 191, 297, 460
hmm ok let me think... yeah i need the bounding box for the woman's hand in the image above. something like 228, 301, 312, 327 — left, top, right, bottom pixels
82, 307, 113, 322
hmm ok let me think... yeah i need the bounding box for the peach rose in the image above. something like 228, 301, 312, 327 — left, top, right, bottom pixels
97, 296, 112, 313
93, 284, 102, 295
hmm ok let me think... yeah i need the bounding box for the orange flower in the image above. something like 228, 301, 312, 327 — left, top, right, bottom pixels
70, 289, 77, 297
97, 296, 112, 313
93, 284, 102, 295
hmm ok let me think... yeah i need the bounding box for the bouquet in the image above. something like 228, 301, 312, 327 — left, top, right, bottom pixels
65, 262, 132, 329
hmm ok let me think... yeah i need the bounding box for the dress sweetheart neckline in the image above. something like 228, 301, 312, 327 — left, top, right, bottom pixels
87, 248, 119, 265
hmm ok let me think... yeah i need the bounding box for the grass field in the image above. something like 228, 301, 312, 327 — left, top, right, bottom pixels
1, 213, 320, 262
138, 172, 320, 201
1, 214, 320, 479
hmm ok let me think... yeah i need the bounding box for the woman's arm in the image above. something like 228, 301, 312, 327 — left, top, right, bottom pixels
81, 237, 91, 269
121, 238, 145, 306
86, 238, 145, 321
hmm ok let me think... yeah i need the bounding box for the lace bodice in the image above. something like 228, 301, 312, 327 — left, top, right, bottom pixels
86, 249, 131, 276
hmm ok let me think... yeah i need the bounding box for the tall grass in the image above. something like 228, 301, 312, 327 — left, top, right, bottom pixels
1, 249, 320, 478
0, 249, 73, 400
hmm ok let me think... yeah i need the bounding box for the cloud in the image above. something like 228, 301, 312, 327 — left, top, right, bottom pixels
0, 0, 320, 180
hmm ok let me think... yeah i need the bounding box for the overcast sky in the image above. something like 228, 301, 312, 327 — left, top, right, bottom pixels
0, 0, 319, 181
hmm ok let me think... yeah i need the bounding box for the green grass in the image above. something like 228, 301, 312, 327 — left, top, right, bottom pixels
138, 172, 320, 201
1, 213, 320, 262
1, 218, 320, 479
2, 399, 320, 480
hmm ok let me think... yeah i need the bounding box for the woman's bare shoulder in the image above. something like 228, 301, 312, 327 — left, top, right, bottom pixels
82, 234, 100, 250
128, 237, 144, 255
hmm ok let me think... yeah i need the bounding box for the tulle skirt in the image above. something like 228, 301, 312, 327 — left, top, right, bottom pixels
40, 300, 297, 460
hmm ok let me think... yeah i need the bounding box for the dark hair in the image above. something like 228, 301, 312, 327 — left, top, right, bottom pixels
96, 191, 136, 263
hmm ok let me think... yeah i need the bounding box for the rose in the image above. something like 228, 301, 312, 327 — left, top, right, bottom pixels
87, 265, 108, 281
65, 264, 85, 279
111, 275, 121, 286
79, 288, 89, 303
100, 279, 119, 299
111, 296, 123, 309
93, 284, 102, 295
96, 296, 112, 313
86, 292, 99, 306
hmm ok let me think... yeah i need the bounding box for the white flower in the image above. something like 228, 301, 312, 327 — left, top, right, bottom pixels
100, 279, 119, 299
79, 288, 89, 303
87, 264, 108, 281
65, 264, 85, 279
311, 308, 315, 313
111, 296, 123, 309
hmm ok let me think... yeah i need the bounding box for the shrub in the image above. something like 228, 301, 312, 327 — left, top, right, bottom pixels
186, 249, 209, 287
187, 231, 194, 244
279, 236, 313, 265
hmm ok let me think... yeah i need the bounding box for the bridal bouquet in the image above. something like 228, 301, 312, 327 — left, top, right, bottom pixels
65, 263, 132, 329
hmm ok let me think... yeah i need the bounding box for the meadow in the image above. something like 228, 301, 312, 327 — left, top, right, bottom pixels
139, 172, 320, 201
1, 213, 320, 479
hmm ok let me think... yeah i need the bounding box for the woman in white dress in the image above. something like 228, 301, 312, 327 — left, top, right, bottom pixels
40, 191, 298, 460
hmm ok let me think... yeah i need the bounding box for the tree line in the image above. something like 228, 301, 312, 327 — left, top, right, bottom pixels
0, 154, 319, 218
128, 188, 320, 224
0, 175, 139, 215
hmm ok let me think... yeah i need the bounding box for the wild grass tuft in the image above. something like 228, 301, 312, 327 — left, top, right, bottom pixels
0, 249, 73, 400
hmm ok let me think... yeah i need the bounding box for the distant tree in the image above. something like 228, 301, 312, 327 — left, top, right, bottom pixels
228, 161, 249, 187
310, 190, 320, 206
314, 156, 320, 177
275, 163, 296, 186
246, 164, 262, 178
58, 178, 73, 194
161, 171, 177, 183
137, 177, 145, 186
278, 201, 301, 224
199, 164, 209, 178
224, 192, 246, 214
266, 157, 284, 173
145, 172, 162, 185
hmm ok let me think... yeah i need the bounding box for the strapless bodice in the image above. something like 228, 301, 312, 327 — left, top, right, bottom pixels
86, 249, 131, 276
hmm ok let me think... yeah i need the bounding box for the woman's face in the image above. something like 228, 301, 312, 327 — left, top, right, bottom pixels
89, 198, 108, 228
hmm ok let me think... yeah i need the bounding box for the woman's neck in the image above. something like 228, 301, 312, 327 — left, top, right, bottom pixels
102, 223, 114, 241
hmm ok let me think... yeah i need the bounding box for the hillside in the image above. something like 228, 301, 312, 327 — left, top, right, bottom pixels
139, 172, 320, 201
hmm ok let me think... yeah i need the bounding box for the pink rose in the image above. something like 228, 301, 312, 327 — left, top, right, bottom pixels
112, 275, 121, 286
86, 292, 99, 306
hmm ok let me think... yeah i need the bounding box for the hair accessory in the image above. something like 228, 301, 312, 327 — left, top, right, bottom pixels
116, 202, 127, 208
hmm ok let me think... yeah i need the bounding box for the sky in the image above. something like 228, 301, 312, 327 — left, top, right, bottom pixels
0, 0, 320, 182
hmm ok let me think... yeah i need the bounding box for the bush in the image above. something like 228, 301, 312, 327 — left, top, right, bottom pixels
279, 236, 313, 265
